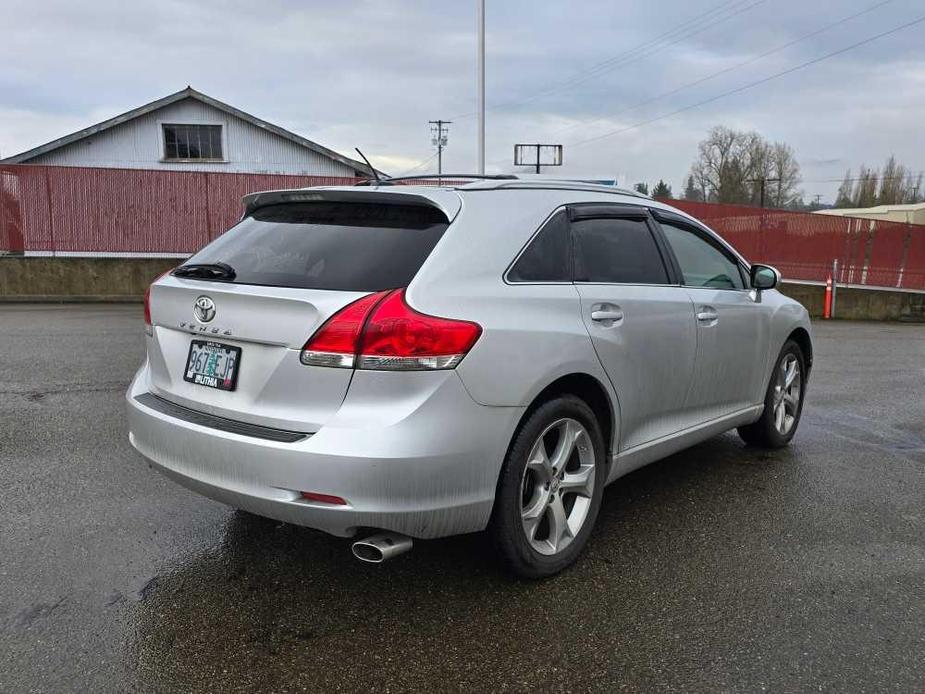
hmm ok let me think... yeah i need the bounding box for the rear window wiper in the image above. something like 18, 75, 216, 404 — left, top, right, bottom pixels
172, 262, 237, 281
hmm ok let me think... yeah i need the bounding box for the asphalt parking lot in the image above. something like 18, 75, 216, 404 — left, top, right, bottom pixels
1, 304, 923, 692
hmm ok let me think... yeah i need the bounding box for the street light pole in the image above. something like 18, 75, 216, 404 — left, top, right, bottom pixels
477, 0, 485, 174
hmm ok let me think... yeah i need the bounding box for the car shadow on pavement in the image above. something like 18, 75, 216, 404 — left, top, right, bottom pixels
125, 432, 804, 691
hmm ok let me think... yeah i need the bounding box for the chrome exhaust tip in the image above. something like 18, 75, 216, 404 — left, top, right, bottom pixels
351, 532, 413, 563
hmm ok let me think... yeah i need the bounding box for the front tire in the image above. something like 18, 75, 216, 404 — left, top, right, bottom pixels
488, 395, 606, 579
738, 339, 806, 448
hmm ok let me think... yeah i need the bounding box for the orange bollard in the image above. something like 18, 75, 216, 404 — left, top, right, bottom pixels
823, 274, 833, 319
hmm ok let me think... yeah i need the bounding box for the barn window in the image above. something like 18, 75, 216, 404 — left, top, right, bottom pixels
162, 124, 223, 161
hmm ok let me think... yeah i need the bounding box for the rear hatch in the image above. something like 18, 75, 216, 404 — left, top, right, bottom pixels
145, 192, 456, 432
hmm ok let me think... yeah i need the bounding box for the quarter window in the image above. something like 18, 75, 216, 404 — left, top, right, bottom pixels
507, 211, 570, 282
572, 218, 669, 284
659, 221, 745, 290
163, 124, 223, 161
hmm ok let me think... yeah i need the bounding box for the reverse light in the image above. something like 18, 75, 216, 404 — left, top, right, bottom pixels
300, 289, 481, 371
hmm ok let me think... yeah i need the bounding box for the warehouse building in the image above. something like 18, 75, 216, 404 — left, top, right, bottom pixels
1, 86, 374, 177
815, 202, 925, 226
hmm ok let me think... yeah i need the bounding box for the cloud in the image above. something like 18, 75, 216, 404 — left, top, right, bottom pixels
2, 0, 923, 202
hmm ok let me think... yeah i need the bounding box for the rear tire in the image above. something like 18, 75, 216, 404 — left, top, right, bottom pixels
488, 395, 605, 579
738, 339, 806, 448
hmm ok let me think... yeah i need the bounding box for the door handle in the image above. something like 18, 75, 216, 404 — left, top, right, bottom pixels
591, 309, 624, 322
696, 309, 718, 323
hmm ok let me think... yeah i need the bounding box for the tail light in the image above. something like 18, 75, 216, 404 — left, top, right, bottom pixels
144, 270, 172, 336
143, 284, 154, 336
300, 289, 481, 371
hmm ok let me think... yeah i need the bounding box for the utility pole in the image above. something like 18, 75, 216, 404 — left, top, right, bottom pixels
477, 0, 485, 174
429, 120, 451, 184
748, 176, 782, 208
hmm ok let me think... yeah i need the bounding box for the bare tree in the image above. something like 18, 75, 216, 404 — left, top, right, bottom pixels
833, 156, 924, 208
762, 142, 802, 207
687, 126, 802, 207
835, 170, 854, 207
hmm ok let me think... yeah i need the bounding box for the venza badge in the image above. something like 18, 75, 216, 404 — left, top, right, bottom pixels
193, 296, 216, 323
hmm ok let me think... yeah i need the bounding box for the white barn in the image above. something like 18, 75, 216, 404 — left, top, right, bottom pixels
2, 86, 375, 178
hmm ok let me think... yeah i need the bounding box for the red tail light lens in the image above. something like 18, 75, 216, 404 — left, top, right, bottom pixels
358, 289, 482, 370
144, 270, 174, 336
143, 284, 153, 332
300, 291, 390, 368
300, 289, 481, 371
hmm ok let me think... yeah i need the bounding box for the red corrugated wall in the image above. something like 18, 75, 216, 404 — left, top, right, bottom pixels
0, 164, 358, 254
2, 164, 923, 289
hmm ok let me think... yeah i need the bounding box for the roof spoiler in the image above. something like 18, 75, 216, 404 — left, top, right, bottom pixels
240, 188, 462, 221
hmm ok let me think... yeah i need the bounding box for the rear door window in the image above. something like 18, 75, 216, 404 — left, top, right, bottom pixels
572, 218, 670, 284
183, 202, 449, 291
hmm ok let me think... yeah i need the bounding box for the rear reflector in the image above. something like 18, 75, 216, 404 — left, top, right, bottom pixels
300, 289, 481, 371
300, 491, 347, 505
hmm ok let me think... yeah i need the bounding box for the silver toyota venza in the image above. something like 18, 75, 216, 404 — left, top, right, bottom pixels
127, 177, 812, 578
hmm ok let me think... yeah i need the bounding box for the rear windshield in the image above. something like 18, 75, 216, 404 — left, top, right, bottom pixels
183, 201, 449, 291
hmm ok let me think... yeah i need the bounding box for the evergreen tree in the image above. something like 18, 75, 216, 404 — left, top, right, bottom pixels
683, 175, 703, 201
652, 179, 673, 198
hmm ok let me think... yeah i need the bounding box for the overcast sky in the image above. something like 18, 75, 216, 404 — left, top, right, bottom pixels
2, 0, 923, 202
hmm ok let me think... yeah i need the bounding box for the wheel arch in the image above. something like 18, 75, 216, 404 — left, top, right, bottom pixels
787, 326, 813, 374
516, 372, 616, 461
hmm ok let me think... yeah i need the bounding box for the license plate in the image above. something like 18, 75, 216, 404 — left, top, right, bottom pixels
184, 340, 242, 391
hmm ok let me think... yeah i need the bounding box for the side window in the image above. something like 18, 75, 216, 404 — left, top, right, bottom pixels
508, 211, 570, 282
659, 221, 745, 290
572, 217, 669, 284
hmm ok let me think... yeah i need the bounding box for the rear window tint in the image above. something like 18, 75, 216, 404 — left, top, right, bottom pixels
184, 202, 448, 291
508, 211, 570, 282
572, 218, 669, 284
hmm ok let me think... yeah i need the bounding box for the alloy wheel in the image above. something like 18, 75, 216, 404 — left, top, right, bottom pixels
772, 354, 802, 435
520, 418, 596, 556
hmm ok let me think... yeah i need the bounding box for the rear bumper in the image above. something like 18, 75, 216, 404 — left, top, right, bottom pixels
126, 364, 523, 539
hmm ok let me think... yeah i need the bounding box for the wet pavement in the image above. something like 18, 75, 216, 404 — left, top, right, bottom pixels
1, 304, 923, 692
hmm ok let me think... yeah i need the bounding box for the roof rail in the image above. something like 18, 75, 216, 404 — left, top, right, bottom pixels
484, 179, 650, 198
355, 173, 519, 186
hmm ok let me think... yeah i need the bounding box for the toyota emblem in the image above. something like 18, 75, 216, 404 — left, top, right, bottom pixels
194, 296, 216, 323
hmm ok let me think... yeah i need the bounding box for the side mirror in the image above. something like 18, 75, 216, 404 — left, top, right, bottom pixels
750, 264, 780, 290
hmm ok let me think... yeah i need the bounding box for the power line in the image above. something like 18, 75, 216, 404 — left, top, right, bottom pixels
394, 152, 439, 177
549, 0, 896, 139
452, 0, 766, 119
565, 14, 925, 151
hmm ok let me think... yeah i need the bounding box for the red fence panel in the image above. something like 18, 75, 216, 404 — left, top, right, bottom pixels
1, 164, 924, 291
665, 198, 925, 290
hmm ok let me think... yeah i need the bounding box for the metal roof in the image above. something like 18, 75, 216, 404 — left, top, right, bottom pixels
0, 86, 377, 175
